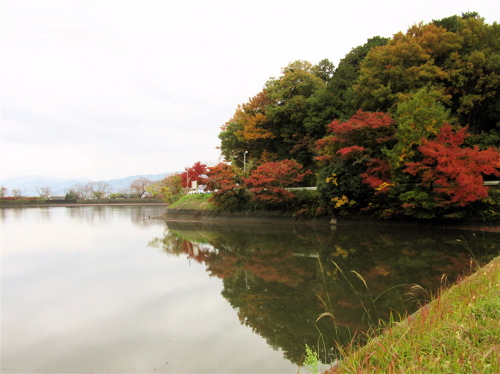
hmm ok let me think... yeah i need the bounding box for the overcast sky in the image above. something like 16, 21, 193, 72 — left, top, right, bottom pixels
1, 0, 499, 181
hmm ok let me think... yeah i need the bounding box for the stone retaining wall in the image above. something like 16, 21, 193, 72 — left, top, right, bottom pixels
163, 208, 332, 225
162, 209, 500, 231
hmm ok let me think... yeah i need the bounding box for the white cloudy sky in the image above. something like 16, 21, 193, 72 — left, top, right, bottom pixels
1, 0, 499, 180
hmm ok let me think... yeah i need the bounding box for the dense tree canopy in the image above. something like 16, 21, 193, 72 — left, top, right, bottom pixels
214, 12, 500, 219
354, 14, 500, 133
220, 60, 335, 170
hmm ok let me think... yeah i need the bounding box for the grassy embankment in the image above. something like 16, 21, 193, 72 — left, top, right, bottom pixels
322, 256, 500, 374
168, 193, 216, 210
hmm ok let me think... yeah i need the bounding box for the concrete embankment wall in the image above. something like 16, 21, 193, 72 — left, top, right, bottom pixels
162, 209, 500, 231
163, 209, 333, 225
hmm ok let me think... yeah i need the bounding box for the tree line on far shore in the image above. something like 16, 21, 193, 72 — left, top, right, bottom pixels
0, 177, 158, 201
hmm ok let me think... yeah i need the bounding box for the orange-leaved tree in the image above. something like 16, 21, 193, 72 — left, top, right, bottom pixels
204, 162, 249, 209
204, 162, 238, 192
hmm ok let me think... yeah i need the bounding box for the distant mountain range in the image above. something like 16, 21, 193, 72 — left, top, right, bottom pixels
1, 172, 173, 197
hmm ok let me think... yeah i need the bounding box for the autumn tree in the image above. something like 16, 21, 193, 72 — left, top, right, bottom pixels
220, 60, 335, 171
0, 186, 7, 198
130, 177, 151, 198
244, 159, 312, 208
315, 111, 397, 213
180, 161, 207, 189
316, 111, 396, 188
205, 162, 251, 209
354, 22, 460, 112
204, 162, 238, 192
219, 90, 277, 168
158, 174, 184, 204
145, 182, 162, 198
402, 123, 500, 215
229, 90, 274, 143
354, 14, 500, 133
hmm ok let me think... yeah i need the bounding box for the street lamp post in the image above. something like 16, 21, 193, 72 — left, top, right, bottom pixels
243, 151, 248, 175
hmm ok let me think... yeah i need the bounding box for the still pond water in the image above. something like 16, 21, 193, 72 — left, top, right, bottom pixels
1, 206, 498, 373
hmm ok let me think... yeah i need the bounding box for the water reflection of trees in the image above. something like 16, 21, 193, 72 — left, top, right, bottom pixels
65, 206, 166, 227
1, 206, 167, 227
149, 222, 499, 365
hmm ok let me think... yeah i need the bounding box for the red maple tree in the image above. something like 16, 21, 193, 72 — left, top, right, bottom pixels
244, 159, 312, 204
316, 110, 395, 162
180, 161, 207, 188
316, 111, 396, 191
204, 162, 237, 192
404, 123, 500, 206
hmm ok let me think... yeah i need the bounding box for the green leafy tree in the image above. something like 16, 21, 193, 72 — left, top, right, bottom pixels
312, 58, 335, 83
328, 36, 390, 120
317, 161, 372, 214
219, 121, 247, 163
264, 60, 328, 167
65, 190, 79, 200
386, 87, 452, 173
440, 14, 500, 132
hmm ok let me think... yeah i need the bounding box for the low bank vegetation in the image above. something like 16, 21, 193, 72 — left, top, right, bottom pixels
311, 257, 500, 373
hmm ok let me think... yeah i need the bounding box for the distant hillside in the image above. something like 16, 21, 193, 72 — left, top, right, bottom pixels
1, 172, 174, 196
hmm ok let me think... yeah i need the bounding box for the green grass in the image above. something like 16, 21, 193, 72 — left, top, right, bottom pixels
168, 193, 216, 210
328, 256, 500, 373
